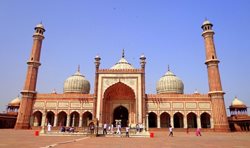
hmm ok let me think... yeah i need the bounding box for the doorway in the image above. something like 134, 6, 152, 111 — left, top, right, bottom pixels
113, 106, 128, 127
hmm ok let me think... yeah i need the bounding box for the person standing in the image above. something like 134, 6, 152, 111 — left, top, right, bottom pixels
126, 126, 130, 137
136, 123, 139, 133
116, 124, 121, 135
89, 123, 95, 135
196, 128, 202, 136
103, 122, 107, 135
169, 125, 173, 137
47, 123, 52, 132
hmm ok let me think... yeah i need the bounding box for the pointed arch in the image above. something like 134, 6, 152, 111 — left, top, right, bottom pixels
57, 111, 67, 126
33, 111, 42, 126
160, 112, 170, 128
104, 82, 135, 100
200, 112, 211, 128
102, 82, 135, 125
113, 105, 129, 127
174, 112, 184, 128
70, 111, 80, 127
148, 112, 157, 128
187, 112, 197, 128
82, 111, 93, 127
46, 111, 55, 126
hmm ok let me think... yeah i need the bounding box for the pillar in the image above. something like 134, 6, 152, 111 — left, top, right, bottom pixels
197, 115, 201, 128
146, 114, 149, 131
66, 114, 70, 127
184, 115, 187, 128
53, 115, 58, 127
157, 114, 160, 128
170, 115, 174, 127
79, 115, 83, 127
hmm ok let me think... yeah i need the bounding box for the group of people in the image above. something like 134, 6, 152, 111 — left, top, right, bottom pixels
168, 125, 202, 137
59, 126, 75, 133
135, 123, 144, 133
102, 122, 130, 137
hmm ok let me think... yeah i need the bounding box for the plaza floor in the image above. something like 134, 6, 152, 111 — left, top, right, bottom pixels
0, 129, 250, 148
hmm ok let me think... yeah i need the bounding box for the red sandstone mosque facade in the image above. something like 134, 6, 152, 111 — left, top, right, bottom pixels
9, 20, 248, 132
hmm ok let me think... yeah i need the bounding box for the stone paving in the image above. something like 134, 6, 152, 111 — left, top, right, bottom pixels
0, 129, 250, 148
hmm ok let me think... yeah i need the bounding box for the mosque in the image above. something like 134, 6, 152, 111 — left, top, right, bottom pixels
1, 20, 249, 132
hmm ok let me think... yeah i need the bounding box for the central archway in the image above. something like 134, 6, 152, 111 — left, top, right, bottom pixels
102, 82, 135, 126
113, 105, 128, 127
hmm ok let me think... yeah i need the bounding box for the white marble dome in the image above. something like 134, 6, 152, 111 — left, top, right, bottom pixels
111, 57, 134, 69
9, 96, 21, 106
156, 69, 184, 94
202, 19, 212, 26
63, 70, 90, 94
231, 97, 245, 106
35, 23, 45, 29
110, 49, 135, 69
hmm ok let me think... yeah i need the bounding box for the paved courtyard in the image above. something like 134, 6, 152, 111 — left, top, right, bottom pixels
0, 129, 249, 148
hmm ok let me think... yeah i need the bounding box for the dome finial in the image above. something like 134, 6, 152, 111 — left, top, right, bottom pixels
78, 65, 80, 72
122, 49, 125, 58
168, 65, 170, 71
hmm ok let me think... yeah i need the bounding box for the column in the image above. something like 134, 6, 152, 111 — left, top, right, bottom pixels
72, 114, 75, 127
53, 115, 58, 127
210, 117, 214, 128
157, 114, 160, 128
41, 113, 46, 127
79, 115, 83, 127
40, 110, 47, 134
197, 115, 201, 128
146, 114, 149, 131
170, 115, 174, 127
66, 114, 70, 127
184, 115, 187, 128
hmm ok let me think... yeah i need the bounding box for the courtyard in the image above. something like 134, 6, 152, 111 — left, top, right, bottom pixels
0, 129, 249, 148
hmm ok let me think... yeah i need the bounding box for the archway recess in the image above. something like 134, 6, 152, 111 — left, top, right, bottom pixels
160, 112, 170, 128
174, 112, 184, 128
102, 82, 135, 125
148, 112, 157, 128
201, 112, 211, 128
113, 105, 128, 127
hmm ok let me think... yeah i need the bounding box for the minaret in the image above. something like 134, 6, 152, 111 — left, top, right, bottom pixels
201, 20, 229, 131
15, 23, 45, 129
140, 54, 146, 129
94, 55, 101, 118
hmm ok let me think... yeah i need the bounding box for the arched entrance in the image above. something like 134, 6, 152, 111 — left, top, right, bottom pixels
160, 112, 170, 128
113, 106, 128, 127
70, 111, 79, 127
57, 111, 67, 126
187, 112, 197, 128
46, 111, 55, 126
103, 82, 135, 126
82, 111, 93, 127
200, 112, 211, 128
33, 111, 42, 126
148, 112, 157, 128
174, 112, 184, 128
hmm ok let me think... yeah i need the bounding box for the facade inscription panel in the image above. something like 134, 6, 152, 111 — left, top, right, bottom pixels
173, 102, 184, 108
186, 102, 197, 109
199, 102, 211, 109
159, 102, 171, 108
58, 102, 69, 108
34, 101, 45, 108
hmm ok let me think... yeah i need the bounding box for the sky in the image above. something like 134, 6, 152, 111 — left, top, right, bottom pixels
0, 0, 249, 114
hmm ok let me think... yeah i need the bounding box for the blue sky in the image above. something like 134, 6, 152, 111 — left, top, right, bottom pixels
0, 0, 249, 114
